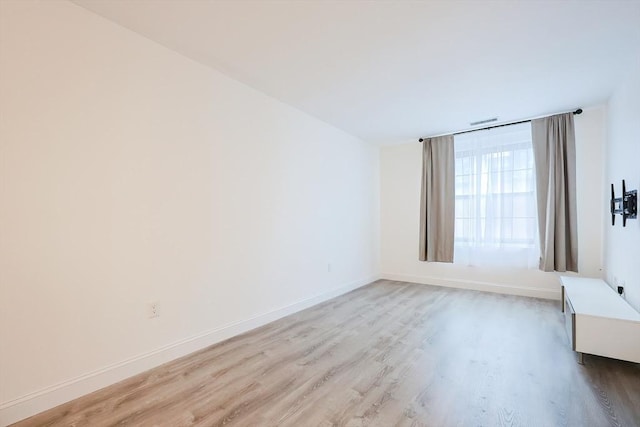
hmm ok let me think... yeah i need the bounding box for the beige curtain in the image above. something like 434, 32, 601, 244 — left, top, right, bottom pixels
531, 113, 578, 272
419, 135, 455, 262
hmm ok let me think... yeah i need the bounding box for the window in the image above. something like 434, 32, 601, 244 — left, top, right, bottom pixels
454, 122, 538, 268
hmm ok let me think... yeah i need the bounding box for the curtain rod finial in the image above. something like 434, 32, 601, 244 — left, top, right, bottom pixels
574, 108, 583, 115
419, 138, 424, 142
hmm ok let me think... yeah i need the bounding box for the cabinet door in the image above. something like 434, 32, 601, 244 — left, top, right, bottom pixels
564, 295, 576, 350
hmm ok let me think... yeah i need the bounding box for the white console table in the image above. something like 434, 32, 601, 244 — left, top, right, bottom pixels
561, 276, 640, 364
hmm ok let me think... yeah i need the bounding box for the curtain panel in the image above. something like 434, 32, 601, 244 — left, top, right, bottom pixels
419, 135, 455, 262
453, 123, 539, 269
531, 113, 578, 272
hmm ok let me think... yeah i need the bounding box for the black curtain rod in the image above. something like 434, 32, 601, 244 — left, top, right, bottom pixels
418, 108, 583, 142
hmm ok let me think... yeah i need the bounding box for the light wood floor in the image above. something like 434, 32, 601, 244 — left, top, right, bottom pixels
12, 280, 640, 427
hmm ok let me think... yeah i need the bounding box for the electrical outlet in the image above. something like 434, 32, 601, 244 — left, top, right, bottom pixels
148, 301, 159, 319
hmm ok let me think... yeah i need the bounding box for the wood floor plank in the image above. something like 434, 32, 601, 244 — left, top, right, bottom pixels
11, 280, 640, 427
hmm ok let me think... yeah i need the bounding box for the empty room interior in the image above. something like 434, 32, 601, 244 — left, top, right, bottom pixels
1, 0, 640, 426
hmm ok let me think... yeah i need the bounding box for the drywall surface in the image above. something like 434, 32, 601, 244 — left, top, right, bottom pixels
0, 0, 379, 422
574, 107, 606, 277
380, 107, 606, 299
604, 62, 640, 312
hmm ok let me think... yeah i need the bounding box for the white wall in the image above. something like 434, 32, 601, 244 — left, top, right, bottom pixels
0, 1, 379, 423
380, 107, 606, 300
574, 107, 607, 277
604, 61, 640, 311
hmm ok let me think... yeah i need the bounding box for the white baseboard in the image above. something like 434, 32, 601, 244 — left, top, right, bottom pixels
380, 273, 561, 300
0, 275, 378, 426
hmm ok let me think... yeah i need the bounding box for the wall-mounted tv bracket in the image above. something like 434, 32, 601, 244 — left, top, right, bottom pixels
611, 180, 637, 227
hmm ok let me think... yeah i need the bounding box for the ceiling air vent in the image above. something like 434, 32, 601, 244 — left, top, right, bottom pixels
469, 117, 498, 126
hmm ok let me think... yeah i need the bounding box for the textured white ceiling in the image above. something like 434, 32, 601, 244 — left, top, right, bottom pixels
72, 0, 640, 144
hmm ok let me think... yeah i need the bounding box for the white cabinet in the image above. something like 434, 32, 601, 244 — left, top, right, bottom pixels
561, 276, 640, 364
